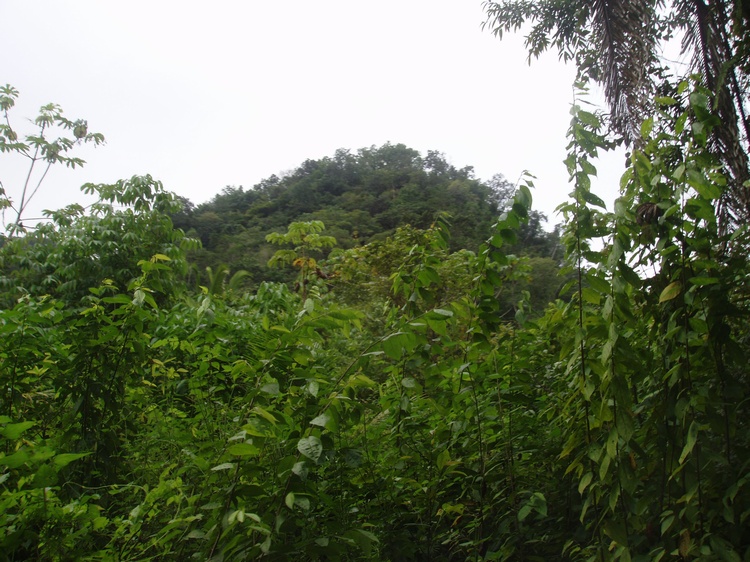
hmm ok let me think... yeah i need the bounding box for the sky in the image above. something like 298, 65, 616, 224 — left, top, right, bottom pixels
2, 0, 624, 231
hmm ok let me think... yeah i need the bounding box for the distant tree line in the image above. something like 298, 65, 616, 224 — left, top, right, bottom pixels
172, 143, 562, 294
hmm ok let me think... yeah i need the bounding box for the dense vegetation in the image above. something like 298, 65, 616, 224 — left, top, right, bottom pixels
1, 0, 750, 558
171, 143, 560, 288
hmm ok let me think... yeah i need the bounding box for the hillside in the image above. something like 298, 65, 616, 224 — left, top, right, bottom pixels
172, 143, 560, 285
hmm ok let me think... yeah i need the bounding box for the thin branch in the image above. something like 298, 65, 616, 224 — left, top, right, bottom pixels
18, 160, 53, 219
15, 123, 46, 226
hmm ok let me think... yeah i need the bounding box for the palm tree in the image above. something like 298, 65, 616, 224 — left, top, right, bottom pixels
483, 0, 750, 224
204, 264, 251, 297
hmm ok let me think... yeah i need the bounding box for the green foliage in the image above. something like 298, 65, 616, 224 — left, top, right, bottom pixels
267, 220, 338, 300
0, 84, 105, 233
0, 175, 196, 307
541, 78, 750, 561
173, 144, 560, 284
2, 80, 749, 562
482, 0, 750, 226
201, 264, 251, 297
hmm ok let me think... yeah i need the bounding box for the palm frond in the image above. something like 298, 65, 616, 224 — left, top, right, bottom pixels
677, 0, 750, 223
591, 0, 659, 145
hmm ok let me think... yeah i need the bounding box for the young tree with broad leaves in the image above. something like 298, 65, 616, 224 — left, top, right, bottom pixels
0, 85, 105, 233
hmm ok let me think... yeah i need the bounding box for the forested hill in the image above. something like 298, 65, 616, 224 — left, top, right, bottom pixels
171, 143, 560, 282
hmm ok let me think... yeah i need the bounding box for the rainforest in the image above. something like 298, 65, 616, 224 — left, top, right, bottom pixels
2, 1, 750, 560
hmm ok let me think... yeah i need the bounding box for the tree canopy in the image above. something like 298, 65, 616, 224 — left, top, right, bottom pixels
483, 0, 750, 226
173, 143, 560, 287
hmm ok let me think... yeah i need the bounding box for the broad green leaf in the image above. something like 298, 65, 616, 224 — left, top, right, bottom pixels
211, 462, 235, 471
675, 111, 688, 134
578, 472, 593, 495
310, 413, 338, 432
655, 96, 677, 105
606, 428, 618, 459
285, 492, 295, 510
586, 272, 610, 294
297, 436, 322, 462
689, 277, 719, 286
516, 184, 533, 208
689, 92, 709, 109
228, 431, 247, 442
32, 463, 58, 488
431, 308, 453, 318
54, 452, 90, 467
679, 421, 698, 464
576, 109, 600, 127
580, 159, 597, 176
292, 461, 308, 479
354, 528, 379, 544
640, 117, 654, 139
1, 421, 36, 440
227, 443, 259, 457
437, 449, 450, 471
709, 536, 742, 562
251, 406, 278, 424
382, 332, 405, 360
618, 263, 641, 288
0, 449, 30, 468
102, 294, 132, 305
659, 281, 682, 303
417, 267, 440, 286
661, 514, 674, 536
260, 381, 280, 395
499, 227, 517, 244
349, 373, 376, 388
427, 317, 447, 335
518, 504, 532, 522
604, 519, 629, 546
518, 492, 547, 521
260, 535, 272, 554
686, 169, 722, 199
582, 287, 601, 304
617, 410, 635, 443
599, 454, 611, 480
310, 413, 329, 428
343, 529, 379, 555
582, 190, 606, 208
306, 380, 319, 397
342, 448, 364, 468
292, 348, 312, 365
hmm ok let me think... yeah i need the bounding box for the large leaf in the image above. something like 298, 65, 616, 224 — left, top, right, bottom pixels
686, 169, 722, 200
54, 452, 91, 467
659, 281, 682, 303
1, 421, 36, 440
297, 436, 322, 462
310, 413, 339, 432
679, 421, 699, 464
227, 443, 259, 457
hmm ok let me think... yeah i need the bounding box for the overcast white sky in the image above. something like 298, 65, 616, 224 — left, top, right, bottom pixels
2, 0, 624, 230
